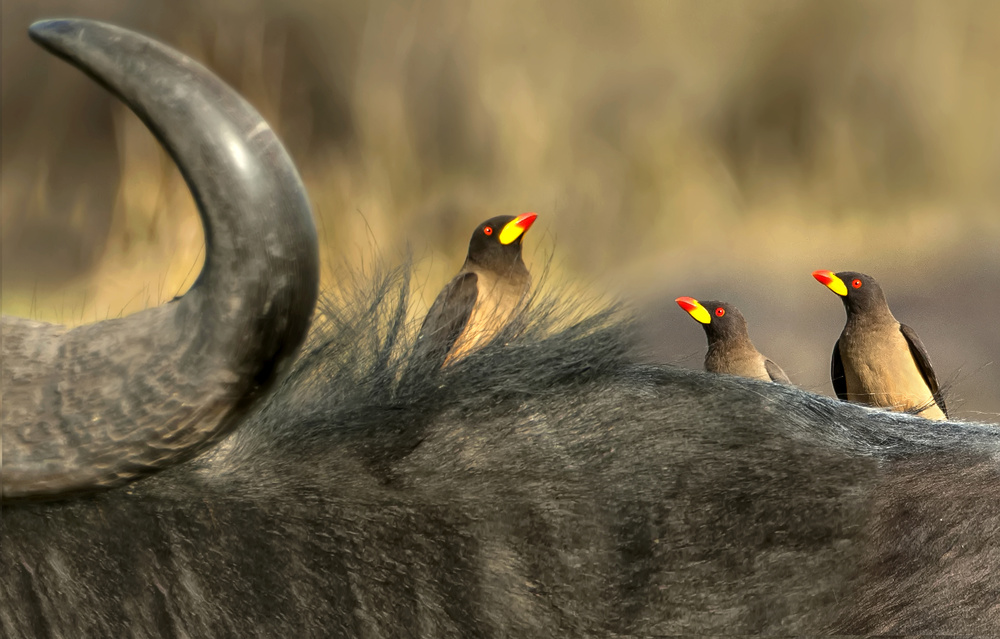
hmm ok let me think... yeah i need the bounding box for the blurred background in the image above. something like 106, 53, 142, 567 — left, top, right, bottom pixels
3, 0, 998, 418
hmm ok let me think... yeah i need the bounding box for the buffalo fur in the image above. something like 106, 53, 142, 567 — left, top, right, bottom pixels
2, 265, 999, 637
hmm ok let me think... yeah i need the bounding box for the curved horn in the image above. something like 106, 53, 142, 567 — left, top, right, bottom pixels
1, 19, 319, 500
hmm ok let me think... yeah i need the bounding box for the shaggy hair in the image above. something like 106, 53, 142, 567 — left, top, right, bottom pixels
3, 265, 999, 637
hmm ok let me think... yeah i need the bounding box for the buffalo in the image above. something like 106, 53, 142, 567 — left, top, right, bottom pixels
2, 19, 999, 637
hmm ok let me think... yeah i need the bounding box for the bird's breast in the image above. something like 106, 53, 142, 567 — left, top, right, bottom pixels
839, 324, 944, 419
444, 270, 530, 364
705, 346, 771, 382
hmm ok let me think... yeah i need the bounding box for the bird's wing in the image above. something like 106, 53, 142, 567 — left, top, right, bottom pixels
899, 323, 948, 417
764, 358, 792, 385
413, 272, 479, 364
831, 340, 848, 401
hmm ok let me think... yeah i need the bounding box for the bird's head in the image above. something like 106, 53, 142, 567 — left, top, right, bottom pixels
675, 297, 750, 344
466, 213, 537, 273
812, 270, 890, 318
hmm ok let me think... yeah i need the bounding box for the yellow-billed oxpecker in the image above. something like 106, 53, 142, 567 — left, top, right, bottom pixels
812, 270, 948, 420
416, 213, 537, 366
675, 297, 791, 384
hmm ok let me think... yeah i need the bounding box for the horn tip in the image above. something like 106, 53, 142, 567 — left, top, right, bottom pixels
29, 19, 82, 41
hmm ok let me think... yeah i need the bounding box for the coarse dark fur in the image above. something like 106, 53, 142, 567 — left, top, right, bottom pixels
3, 265, 999, 637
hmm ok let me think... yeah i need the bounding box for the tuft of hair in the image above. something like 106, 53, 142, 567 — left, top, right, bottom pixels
212, 258, 633, 473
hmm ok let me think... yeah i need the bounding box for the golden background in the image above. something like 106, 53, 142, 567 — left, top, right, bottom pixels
3, 0, 998, 418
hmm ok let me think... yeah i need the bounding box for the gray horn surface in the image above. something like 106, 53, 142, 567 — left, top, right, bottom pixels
1, 19, 320, 501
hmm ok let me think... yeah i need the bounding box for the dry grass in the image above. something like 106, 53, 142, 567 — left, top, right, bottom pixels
3, 0, 999, 415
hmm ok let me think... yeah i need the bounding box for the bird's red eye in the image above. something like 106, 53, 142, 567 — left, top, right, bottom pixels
483, 226, 493, 236
852, 278, 862, 289
715, 307, 725, 317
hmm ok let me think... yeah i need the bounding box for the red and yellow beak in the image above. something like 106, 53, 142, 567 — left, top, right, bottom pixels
498, 212, 538, 245
812, 270, 848, 297
675, 297, 712, 324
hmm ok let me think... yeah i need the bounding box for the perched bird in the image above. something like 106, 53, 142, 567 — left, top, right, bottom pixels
675, 297, 791, 384
812, 270, 948, 420
415, 213, 538, 367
